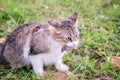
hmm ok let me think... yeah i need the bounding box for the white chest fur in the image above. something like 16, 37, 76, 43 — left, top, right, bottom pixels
29, 37, 65, 66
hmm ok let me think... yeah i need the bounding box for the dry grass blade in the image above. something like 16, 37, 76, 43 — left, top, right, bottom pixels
7, 27, 13, 33
0, 38, 5, 43
107, 56, 120, 68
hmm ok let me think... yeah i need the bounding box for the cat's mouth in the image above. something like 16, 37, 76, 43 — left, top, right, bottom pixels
65, 40, 79, 49
61, 44, 77, 52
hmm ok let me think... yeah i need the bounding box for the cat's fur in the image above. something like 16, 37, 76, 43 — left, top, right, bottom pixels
0, 12, 79, 76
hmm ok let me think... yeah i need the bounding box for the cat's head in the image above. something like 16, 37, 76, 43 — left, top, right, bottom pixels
48, 12, 79, 49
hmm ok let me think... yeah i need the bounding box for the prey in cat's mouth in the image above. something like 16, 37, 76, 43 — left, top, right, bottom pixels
0, 12, 79, 76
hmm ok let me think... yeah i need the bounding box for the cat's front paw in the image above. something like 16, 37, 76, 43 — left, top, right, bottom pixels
56, 64, 69, 72
33, 67, 44, 76
61, 64, 69, 71
34, 70, 44, 76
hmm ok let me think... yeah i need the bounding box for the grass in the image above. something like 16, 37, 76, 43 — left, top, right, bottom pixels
0, 0, 120, 80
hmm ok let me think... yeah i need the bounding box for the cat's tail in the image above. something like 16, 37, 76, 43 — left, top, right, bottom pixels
0, 43, 3, 53
0, 43, 5, 64
0, 43, 11, 69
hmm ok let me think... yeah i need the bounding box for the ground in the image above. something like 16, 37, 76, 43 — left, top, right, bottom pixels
0, 0, 120, 80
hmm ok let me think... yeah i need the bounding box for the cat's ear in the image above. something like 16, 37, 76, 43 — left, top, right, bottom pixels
69, 12, 78, 23
48, 20, 61, 27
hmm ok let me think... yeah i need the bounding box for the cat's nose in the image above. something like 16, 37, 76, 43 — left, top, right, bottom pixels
73, 40, 79, 47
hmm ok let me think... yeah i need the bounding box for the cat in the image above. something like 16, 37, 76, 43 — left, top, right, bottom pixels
0, 12, 79, 76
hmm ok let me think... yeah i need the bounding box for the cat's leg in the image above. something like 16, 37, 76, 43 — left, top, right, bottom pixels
55, 58, 69, 72
29, 55, 44, 76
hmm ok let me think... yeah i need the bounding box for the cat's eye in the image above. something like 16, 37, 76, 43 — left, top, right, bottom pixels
66, 37, 71, 41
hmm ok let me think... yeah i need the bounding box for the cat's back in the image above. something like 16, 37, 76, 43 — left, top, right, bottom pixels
7, 23, 43, 39
2, 23, 49, 55
5, 23, 49, 44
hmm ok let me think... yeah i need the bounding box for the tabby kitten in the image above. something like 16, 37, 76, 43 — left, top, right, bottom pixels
0, 12, 79, 76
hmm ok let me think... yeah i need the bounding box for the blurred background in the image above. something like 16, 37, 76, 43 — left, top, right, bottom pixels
0, 0, 120, 80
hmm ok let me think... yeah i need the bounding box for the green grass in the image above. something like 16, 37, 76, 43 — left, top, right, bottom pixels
0, 0, 120, 80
